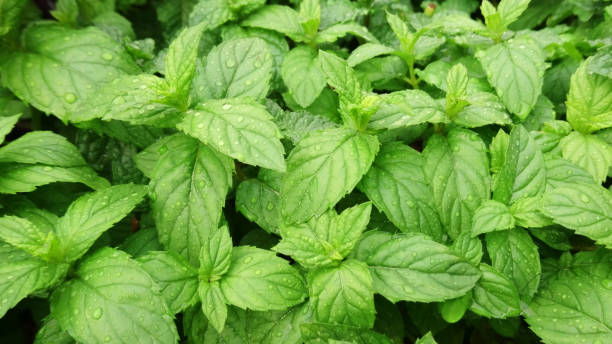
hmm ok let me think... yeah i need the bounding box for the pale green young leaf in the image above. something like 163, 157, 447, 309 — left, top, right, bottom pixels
280, 128, 379, 224
541, 184, 612, 248
0, 114, 19, 145
219, 246, 307, 311
490, 129, 509, 174
137, 251, 199, 314
470, 263, 520, 319
446, 63, 469, 104
347, 43, 394, 67
242, 5, 306, 41
415, 332, 437, 344
150, 134, 233, 266
526, 267, 612, 344
198, 281, 228, 333
385, 11, 412, 47
423, 129, 490, 239
368, 90, 448, 130
189, 0, 234, 28
438, 293, 472, 323
353, 231, 481, 303
472, 200, 515, 236
56, 183, 147, 261
34, 315, 75, 344
301, 322, 392, 344
0, 164, 109, 194
164, 23, 205, 98
455, 91, 512, 128
0, 242, 68, 318
274, 202, 371, 269
493, 125, 546, 205
451, 232, 483, 266
1, 22, 139, 120
315, 23, 378, 44
510, 196, 553, 228
486, 229, 540, 301
560, 131, 612, 184
0, 216, 59, 260
586, 46, 612, 79
477, 38, 546, 119
497, 0, 531, 27
50, 248, 178, 344
318, 50, 362, 104
199, 225, 233, 279
359, 142, 443, 241
0, 131, 86, 166
566, 59, 612, 134
280, 46, 327, 108
195, 38, 273, 102
50, 0, 78, 25
299, 0, 320, 38
308, 259, 375, 328
179, 98, 286, 171
68, 74, 181, 126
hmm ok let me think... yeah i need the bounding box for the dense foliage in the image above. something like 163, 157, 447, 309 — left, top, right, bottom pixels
0, 0, 611, 343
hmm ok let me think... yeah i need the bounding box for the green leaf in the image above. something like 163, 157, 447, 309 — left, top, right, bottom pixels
415, 332, 437, 344
281, 46, 327, 108
199, 281, 228, 333
189, 0, 234, 29
526, 262, 612, 344
470, 263, 521, 319
219, 246, 307, 311
34, 315, 75, 344
0, 131, 86, 166
0, 0, 27, 35
0, 114, 19, 145
353, 231, 481, 303
179, 98, 286, 171
0, 242, 68, 318
566, 61, 612, 134
301, 322, 392, 344
119, 227, 162, 258
68, 74, 180, 126
271, 109, 338, 144
55, 183, 147, 262
242, 5, 306, 41
493, 125, 546, 205
50, 248, 178, 344
471, 200, 515, 236
541, 184, 612, 248
1, 22, 139, 120
137, 251, 199, 314
308, 259, 375, 328
280, 127, 379, 224
195, 38, 273, 102
451, 232, 483, 266
347, 43, 394, 67
586, 46, 612, 79
274, 202, 371, 269
510, 196, 554, 228
490, 129, 509, 174
454, 91, 512, 128
315, 23, 378, 44
236, 173, 281, 235
486, 229, 540, 301
0, 164, 109, 194
497, 0, 531, 27
423, 128, 490, 239
368, 90, 448, 130
150, 134, 233, 266
439, 293, 472, 323
560, 131, 612, 184
359, 142, 443, 241
544, 157, 596, 189
477, 38, 546, 119
164, 23, 205, 98
299, 0, 320, 38
199, 225, 233, 279
445, 63, 469, 117
0, 216, 59, 260
318, 50, 362, 104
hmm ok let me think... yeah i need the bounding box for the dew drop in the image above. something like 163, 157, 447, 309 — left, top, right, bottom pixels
92, 307, 103, 319
580, 195, 589, 203
222, 104, 232, 110
63, 93, 77, 104
226, 59, 236, 68
101, 53, 113, 61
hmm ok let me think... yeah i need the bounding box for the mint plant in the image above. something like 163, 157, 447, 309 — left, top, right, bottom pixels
1, 0, 612, 343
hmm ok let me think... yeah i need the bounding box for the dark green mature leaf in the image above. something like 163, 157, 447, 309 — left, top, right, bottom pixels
353, 231, 481, 303
301, 322, 392, 344
150, 134, 233, 266
274, 202, 371, 269
2, 22, 139, 120
486, 229, 541, 302
0, 243, 68, 318
308, 259, 375, 328
0, 164, 109, 194
51, 248, 178, 344
55, 183, 147, 261
0, 0, 27, 35
493, 125, 546, 204
180, 98, 286, 171
34, 316, 75, 344
137, 251, 199, 314
541, 184, 612, 248
423, 128, 490, 239
219, 246, 307, 311
477, 38, 546, 119
281, 46, 326, 108
0, 131, 86, 166
280, 127, 379, 224
359, 142, 443, 241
